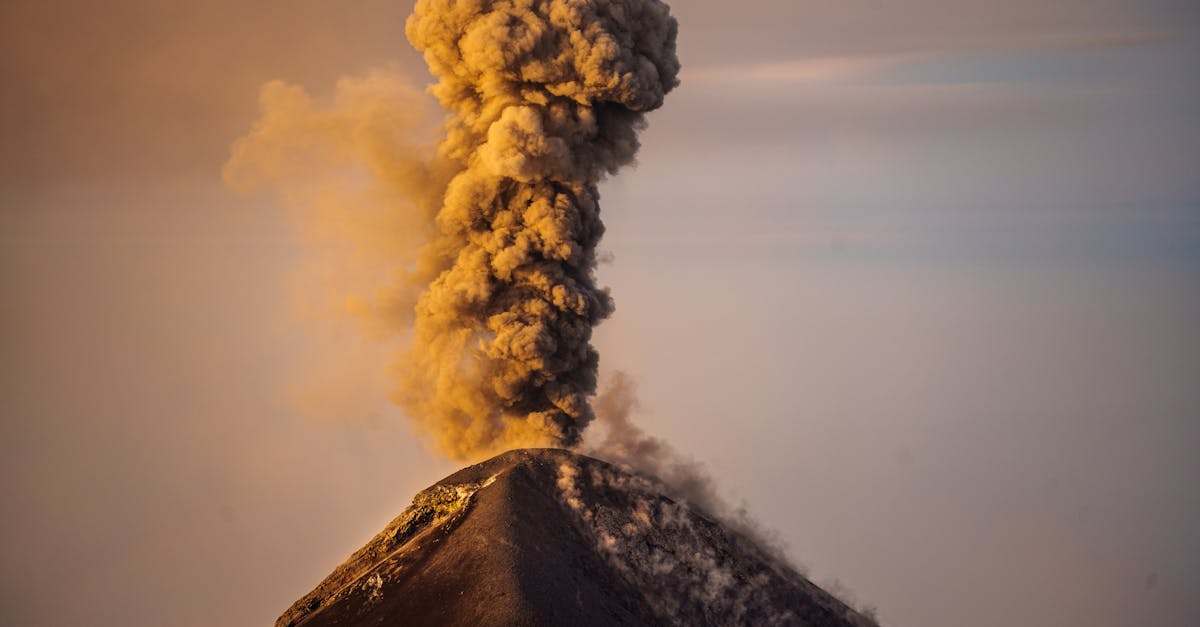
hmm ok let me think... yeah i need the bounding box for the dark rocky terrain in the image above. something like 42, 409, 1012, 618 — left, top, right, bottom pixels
277, 448, 876, 627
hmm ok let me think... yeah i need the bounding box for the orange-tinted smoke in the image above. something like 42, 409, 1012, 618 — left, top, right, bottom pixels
396, 0, 679, 460
227, 0, 679, 461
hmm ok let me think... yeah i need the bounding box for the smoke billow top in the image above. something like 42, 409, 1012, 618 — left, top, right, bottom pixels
226, 0, 679, 461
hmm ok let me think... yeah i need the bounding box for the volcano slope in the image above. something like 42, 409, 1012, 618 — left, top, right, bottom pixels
276, 449, 876, 627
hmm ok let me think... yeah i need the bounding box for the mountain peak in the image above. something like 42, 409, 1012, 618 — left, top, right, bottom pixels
277, 448, 875, 627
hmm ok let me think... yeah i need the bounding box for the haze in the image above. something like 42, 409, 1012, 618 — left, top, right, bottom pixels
2, 1, 1197, 626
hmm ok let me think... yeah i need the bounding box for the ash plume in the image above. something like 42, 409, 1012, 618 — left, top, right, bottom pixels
398, 0, 680, 460
226, 0, 679, 460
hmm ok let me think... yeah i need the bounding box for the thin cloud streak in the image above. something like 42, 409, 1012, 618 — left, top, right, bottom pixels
685, 55, 911, 85
684, 29, 1174, 86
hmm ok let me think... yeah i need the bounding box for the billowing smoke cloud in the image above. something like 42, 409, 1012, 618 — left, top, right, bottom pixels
397, 0, 679, 459
227, 1, 679, 460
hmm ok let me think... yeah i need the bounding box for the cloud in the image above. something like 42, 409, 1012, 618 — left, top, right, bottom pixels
675, 0, 1179, 69
686, 55, 910, 85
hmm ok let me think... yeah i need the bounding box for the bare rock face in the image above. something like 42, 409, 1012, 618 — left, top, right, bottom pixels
276, 449, 875, 627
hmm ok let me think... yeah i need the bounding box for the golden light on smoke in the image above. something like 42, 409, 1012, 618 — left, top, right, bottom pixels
227, 0, 679, 461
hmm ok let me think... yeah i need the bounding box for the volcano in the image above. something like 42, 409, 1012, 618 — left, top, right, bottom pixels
276, 449, 876, 627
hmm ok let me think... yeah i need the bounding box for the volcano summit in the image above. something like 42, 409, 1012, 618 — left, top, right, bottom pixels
277, 449, 876, 627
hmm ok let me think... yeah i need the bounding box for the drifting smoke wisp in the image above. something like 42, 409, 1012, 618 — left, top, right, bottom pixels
590, 372, 721, 509
589, 372, 792, 561
227, 0, 679, 461
224, 70, 450, 334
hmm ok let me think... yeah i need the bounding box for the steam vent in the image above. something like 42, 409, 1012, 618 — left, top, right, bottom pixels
277, 449, 876, 627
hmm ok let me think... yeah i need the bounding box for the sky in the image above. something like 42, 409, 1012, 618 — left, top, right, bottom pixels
1, 1, 1198, 626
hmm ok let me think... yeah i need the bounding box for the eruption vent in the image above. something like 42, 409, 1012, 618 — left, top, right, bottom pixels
399, 0, 680, 459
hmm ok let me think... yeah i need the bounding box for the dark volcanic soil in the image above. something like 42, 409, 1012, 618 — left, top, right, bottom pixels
276, 449, 875, 627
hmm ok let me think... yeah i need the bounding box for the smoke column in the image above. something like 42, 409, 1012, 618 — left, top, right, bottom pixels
226, 0, 678, 461
399, 0, 679, 460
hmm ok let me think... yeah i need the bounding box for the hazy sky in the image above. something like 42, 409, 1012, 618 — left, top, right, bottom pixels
2, 1, 1198, 626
